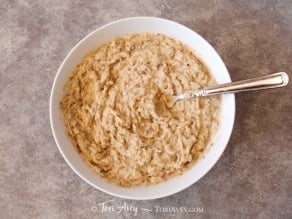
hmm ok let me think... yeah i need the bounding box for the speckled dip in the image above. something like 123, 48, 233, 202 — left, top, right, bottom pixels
50, 17, 235, 200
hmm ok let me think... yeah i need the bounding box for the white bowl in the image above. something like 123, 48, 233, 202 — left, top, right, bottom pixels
50, 17, 235, 200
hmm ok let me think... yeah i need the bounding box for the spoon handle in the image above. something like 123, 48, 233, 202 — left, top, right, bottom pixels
175, 72, 289, 101
199, 72, 289, 96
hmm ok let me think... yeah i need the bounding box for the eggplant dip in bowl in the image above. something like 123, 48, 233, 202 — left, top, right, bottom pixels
50, 17, 235, 199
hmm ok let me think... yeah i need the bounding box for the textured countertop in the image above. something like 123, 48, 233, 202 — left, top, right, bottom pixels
1, 0, 291, 218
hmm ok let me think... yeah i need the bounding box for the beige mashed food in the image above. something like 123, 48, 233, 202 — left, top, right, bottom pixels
60, 33, 221, 187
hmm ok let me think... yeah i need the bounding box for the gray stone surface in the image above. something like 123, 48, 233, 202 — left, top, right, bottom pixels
0, 0, 291, 218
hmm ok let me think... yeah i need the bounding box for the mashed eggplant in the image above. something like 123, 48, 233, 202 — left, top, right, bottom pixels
60, 33, 220, 187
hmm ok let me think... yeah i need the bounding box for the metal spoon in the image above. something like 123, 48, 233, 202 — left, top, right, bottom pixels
175, 72, 289, 101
